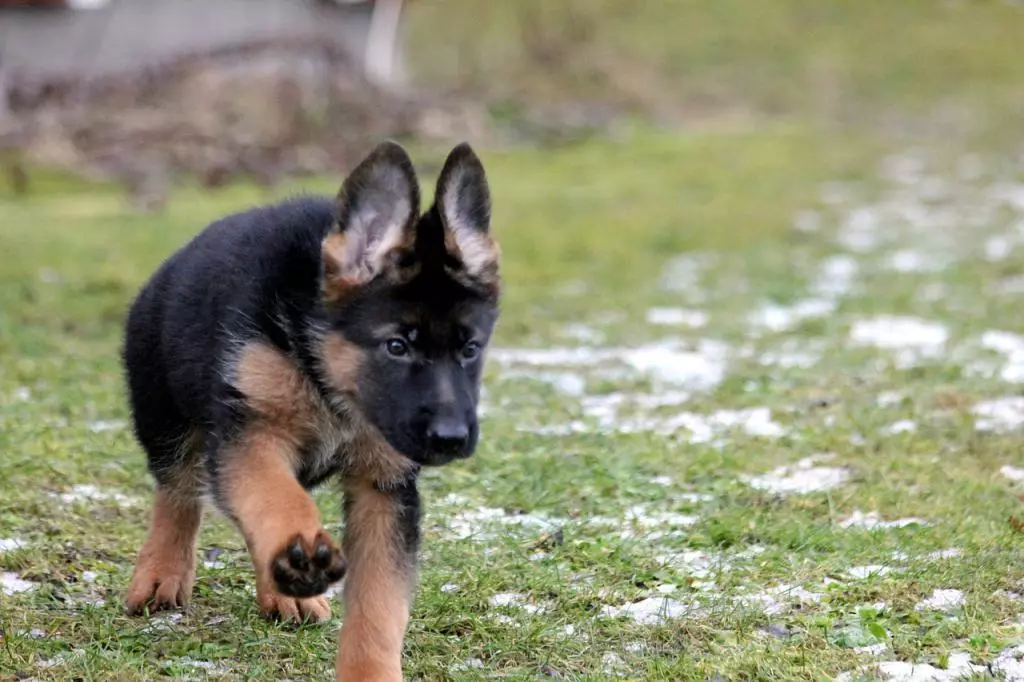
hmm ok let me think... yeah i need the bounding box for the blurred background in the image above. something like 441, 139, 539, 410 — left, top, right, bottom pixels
3, 0, 1022, 209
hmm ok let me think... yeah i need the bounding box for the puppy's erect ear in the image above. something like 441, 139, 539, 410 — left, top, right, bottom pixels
434, 142, 499, 284
322, 141, 420, 299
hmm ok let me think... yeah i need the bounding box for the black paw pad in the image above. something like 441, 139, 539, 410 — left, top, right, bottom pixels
271, 532, 347, 598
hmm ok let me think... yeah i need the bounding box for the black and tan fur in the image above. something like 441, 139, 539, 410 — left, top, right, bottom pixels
121, 141, 500, 680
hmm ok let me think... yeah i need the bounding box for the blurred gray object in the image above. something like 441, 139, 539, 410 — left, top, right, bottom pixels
0, 0, 408, 88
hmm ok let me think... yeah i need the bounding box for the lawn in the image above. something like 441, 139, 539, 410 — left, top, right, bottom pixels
3, 3, 1024, 682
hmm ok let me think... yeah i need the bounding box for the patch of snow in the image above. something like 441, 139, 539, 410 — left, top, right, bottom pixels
814, 255, 859, 299
1002, 465, 1024, 482
980, 330, 1024, 383
601, 597, 701, 624
884, 420, 917, 435
747, 298, 835, 333
973, 397, 1024, 432
646, 307, 708, 327
451, 658, 485, 672
653, 406, 785, 444
741, 455, 849, 495
141, 612, 183, 633
848, 565, 893, 579
657, 550, 723, 580
759, 339, 823, 369
915, 589, 964, 612
621, 505, 700, 540
440, 583, 459, 593
838, 646, 1024, 682
839, 207, 883, 252
886, 249, 947, 273
489, 592, 542, 614
926, 548, 962, 560
14, 386, 31, 401
849, 316, 948, 367
1, 572, 37, 595
877, 391, 905, 407
203, 560, 226, 570
444, 506, 558, 541
492, 339, 729, 392
736, 583, 823, 616
986, 234, 1016, 261
0, 538, 26, 552
86, 419, 126, 433
50, 484, 140, 507
651, 475, 673, 486
601, 652, 626, 674
840, 510, 927, 530
623, 340, 729, 391
490, 347, 619, 367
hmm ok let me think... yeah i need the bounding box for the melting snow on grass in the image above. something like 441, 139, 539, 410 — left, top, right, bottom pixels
915, 589, 964, 612
489, 592, 543, 614
0, 538, 27, 552
747, 298, 835, 333
492, 340, 729, 392
1, 572, 37, 595
884, 420, 917, 435
601, 596, 702, 624
50, 484, 140, 507
847, 565, 894, 580
813, 254, 860, 299
849, 316, 949, 367
740, 455, 849, 495
645, 307, 708, 328
838, 646, 1024, 682
972, 397, 1024, 432
839, 510, 928, 530
86, 419, 126, 433
1001, 466, 1024, 482
980, 330, 1024, 383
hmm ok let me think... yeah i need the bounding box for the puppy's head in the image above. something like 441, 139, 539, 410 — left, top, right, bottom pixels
317, 141, 500, 466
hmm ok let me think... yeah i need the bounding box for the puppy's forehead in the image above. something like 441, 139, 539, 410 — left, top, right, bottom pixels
386, 299, 493, 338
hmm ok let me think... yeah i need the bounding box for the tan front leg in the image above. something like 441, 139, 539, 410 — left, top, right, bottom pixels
336, 477, 420, 682
219, 430, 347, 623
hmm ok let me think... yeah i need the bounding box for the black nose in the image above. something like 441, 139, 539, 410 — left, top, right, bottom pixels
427, 418, 470, 454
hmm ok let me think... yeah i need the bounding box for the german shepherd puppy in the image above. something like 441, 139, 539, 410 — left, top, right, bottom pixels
121, 141, 500, 680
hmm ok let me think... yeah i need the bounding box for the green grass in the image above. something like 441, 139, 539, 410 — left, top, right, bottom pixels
2, 125, 1024, 680
3, 3, 1024, 680
407, 0, 1024, 134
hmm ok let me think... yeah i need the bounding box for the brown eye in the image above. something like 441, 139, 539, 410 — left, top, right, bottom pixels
461, 341, 482, 362
385, 338, 409, 357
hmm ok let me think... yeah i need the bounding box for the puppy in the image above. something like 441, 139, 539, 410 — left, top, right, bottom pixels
121, 141, 500, 680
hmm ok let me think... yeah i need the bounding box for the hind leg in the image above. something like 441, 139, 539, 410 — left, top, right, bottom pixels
125, 481, 203, 614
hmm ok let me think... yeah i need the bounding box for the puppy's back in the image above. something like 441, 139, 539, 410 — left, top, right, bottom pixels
123, 196, 335, 423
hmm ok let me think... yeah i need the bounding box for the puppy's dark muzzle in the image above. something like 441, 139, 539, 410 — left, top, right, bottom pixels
419, 417, 476, 466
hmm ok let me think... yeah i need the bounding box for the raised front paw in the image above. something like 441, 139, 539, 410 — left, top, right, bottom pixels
271, 530, 347, 598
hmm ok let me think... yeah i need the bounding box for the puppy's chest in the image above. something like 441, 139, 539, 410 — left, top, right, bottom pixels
293, 418, 357, 488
